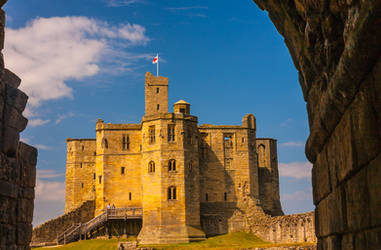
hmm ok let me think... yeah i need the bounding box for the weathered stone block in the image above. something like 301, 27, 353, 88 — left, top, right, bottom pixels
346, 167, 370, 232
315, 185, 346, 237
0, 181, 18, 199
0, 196, 16, 224
2, 126, 20, 157
18, 143, 37, 188
312, 148, 331, 205
3, 105, 28, 132
16, 223, 32, 245
367, 153, 381, 228
350, 86, 381, 168
6, 85, 28, 114
17, 199, 34, 223
19, 187, 34, 200
1, 69, 21, 89
332, 111, 354, 183
341, 233, 354, 250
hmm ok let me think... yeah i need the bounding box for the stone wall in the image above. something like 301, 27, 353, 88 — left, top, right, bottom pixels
0, 1, 38, 249
251, 0, 380, 248
31, 200, 95, 244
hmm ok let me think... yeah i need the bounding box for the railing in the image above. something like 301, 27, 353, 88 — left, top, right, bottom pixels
107, 207, 142, 219
57, 223, 81, 245
56, 207, 143, 245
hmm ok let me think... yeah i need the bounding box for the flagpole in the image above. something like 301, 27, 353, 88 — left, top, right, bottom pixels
157, 53, 159, 76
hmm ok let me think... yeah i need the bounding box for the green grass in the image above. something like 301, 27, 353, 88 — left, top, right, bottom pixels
33, 237, 135, 250
34, 233, 315, 249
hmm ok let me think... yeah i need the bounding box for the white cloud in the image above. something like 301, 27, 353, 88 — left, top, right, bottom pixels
37, 169, 65, 179
280, 118, 293, 127
166, 6, 208, 11
34, 144, 53, 151
279, 161, 312, 179
28, 119, 50, 127
281, 189, 312, 201
33, 169, 66, 226
4, 16, 149, 110
55, 112, 75, 124
106, 0, 145, 7
279, 141, 305, 147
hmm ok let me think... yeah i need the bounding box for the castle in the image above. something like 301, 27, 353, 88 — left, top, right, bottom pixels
64, 72, 284, 244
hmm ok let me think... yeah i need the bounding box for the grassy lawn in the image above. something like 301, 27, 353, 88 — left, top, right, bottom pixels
34, 233, 315, 249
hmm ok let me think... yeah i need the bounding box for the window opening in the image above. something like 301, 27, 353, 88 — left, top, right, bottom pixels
168, 124, 175, 142
121, 167, 125, 175
149, 126, 155, 144
169, 159, 176, 171
168, 186, 177, 200
129, 192, 132, 200
98, 175, 102, 184
148, 161, 155, 173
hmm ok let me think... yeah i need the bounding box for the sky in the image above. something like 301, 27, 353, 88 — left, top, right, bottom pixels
3, 0, 313, 226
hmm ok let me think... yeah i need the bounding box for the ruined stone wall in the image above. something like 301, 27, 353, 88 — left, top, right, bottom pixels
256, 138, 283, 216
31, 200, 95, 244
65, 139, 96, 213
252, 0, 380, 248
0, 1, 38, 249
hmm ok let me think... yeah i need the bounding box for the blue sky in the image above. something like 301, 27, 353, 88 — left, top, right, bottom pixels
4, 0, 313, 226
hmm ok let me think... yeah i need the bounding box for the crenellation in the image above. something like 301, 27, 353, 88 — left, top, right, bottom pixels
35, 72, 316, 245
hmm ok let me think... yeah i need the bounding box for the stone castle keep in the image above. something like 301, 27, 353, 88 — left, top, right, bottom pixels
63, 72, 285, 244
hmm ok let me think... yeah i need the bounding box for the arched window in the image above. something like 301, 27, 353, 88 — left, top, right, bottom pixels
168, 159, 176, 171
148, 161, 155, 173
102, 138, 108, 149
168, 186, 177, 200
257, 144, 266, 167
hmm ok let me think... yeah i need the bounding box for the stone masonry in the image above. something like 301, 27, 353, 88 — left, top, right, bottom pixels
33, 72, 316, 245
0, 1, 38, 249
252, 0, 381, 248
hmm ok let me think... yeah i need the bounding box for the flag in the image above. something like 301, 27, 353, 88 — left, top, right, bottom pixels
152, 55, 158, 64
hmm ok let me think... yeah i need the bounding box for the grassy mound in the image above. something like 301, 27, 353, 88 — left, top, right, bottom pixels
34, 232, 315, 249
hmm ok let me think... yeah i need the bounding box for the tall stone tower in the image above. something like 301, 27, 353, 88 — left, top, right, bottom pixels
145, 72, 168, 115
138, 73, 205, 244
256, 138, 283, 216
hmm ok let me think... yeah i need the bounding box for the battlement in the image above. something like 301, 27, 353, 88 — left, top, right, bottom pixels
145, 72, 168, 86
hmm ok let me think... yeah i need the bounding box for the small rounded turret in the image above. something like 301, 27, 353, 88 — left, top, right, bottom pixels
174, 100, 190, 114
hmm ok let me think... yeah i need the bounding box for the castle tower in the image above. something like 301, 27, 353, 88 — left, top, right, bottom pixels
256, 138, 283, 216
138, 73, 205, 244
145, 72, 168, 116
65, 139, 96, 213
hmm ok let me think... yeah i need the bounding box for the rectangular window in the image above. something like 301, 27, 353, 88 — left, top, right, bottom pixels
167, 124, 175, 142
156, 87, 159, 93
93, 173, 96, 180
126, 136, 130, 150
157, 104, 160, 111
81, 183, 84, 188
80, 163, 83, 168
129, 192, 132, 200
206, 193, 208, 201
99, 175, 102, 184
121, 167, 125, 175
149, 126, 156, 144
224, 192, 227, 201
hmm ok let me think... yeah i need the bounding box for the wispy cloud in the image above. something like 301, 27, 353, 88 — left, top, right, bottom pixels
28, 119, 50, 127
279, 161, 312, 179
279, 141, 305, 147
281, 188, 312, 201
166, 6, 208, 11
37, 169, 65, 179
33, 170, 65, 226
34, 144, 53, 151
4, 16, 149, 119
106, 0, 145, 7
55, 112, 75, 124
280, 118, 293, 127
166, 6, 208, 18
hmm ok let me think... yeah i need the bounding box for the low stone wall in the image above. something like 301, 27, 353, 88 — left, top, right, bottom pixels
249, 212, 316, 244
31, 200, 95, 244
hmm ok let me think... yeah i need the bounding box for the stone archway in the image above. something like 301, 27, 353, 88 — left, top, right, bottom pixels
251, 0, 380, 248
